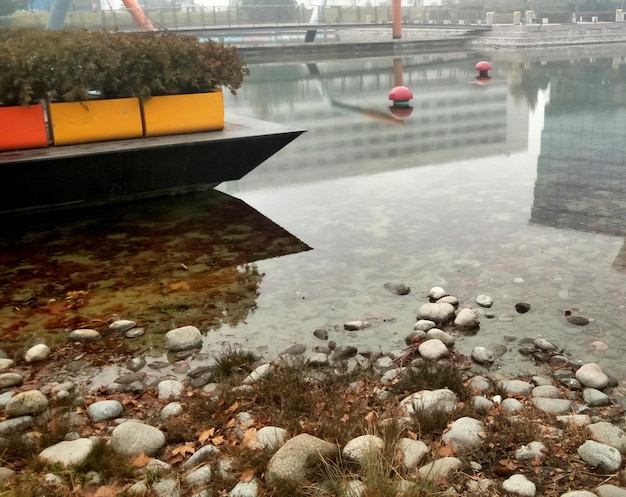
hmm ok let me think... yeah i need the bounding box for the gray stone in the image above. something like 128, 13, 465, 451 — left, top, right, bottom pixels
441, 417, 485, 452
343, 320, 369, 331
596, 484, 626, 497
182, 444, 221, 470
502, 398, 524, 412
578, 440, 622, 472
418, 339, 449, 360
454, 308, 480, 329
428, 287, 447, 300
309, 353, 329, 367
532, 385, 563, 399
417, 457, 462, 480
396, 438, 429, 469
252, 426, 288, 452
560, 492, 600, 497
414, 320, 436, 332
343, 435, 384, 465
109, 319, 136, 332
185, 465, 212, 488
0, 467, 15, 483
501, 474, 536, 496
283, 344, 306, 355
161, 402, 184, 421
472, 396, 495, 412
475, 295, 493, 308
164, 325, 202, 351
556, 415, 592, 427
416, 302, 455, 324
533, 338, 557, 352
24, 343, 51, 363
498, 380, 533, 396
87, 399, 123, 422
6, 390, 48, 417
69, 329, 101, 342
0, 359, 15, 370
583, 388, 610, 406
515, 441, 546, 461
39, 438, 94, 467
471, 347, 494, 365
158, 379, 185, 400
468, 375, 491, 393
229, 480, 259, 497
576, 363, 609, 389
384, 282, 410, 295
110, 421, 166, 457
400, 389, 458, 415
587, 422, 626, 454
0, 373, 23, 389
425, 328, 455, 347
266, 434, 337, 484
531, 398, 572, 414
242, 364, 273, 384
153, 479, 179, 497
313, 329, 328, 340
0, 415, 33, 433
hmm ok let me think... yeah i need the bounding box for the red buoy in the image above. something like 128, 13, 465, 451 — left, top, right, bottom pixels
475, 61, 492, 78
389, 106, 413, 120
389, 86, 413, 107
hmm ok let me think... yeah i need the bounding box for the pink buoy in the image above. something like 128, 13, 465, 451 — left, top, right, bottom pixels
389, 86, 413, 107
389, 106, 413, 120
475, 60, 492, 78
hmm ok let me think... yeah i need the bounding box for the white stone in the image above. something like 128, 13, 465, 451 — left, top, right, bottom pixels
418, 339, 449, 360
39, 438, 94, 467
501, 474, 536, 496
24, 343, 51, 363
475, 295, 493, 308
161, 402, 184, 421
253, 426, 288, 452
164, 325, 202, 351
158, 379, 184, 400
454, 308, 480, 328
575, 363, 609, 389
69, 329, 101, 342
577, 440, 622, 472
428, 287, 447, 300
418, 457, 462, 480
425, 328, 455, 347
471, 347, 494, 365
6, 390, 48, 417
342, 435, 384, 465
110, 422, 166, 457
441, 417, 485, 452
396, 438, 429, 469
414, 320, 436, 331
242, 363, 273, 385
400, 389, 458, 415
416, 302, 455, 324
87, 399, 123, 422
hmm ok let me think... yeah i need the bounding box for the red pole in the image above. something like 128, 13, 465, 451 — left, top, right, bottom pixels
392, 0, 402, 39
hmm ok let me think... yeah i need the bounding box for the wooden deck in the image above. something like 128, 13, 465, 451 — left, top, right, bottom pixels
0, 114, 305, 216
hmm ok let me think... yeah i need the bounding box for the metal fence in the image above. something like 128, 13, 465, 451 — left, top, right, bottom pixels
1, 6, 486, 30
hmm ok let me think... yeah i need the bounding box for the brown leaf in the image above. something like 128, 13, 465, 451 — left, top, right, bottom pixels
364, 411, 376, 423
340, 413, 350, 423
242, 428, 258, 448
240, 467, 255, 482
199, 428, 215, 444
172, 443, 195, 457
212, 435, 225, 446
131, 453, 152, 468
94, 483, 124, 497
169, 281, 190, 291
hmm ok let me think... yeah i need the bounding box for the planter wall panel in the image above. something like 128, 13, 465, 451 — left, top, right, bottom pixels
0, 105, 49, 152
49, 98, 143, 146
142, 91, 224, 137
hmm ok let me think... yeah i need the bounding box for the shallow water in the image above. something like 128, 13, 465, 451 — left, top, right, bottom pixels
1, 48, 625, 381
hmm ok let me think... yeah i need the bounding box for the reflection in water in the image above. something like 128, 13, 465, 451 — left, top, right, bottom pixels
0, 191, 310, 353
218, 50, 626, 380
528, 59, 626, 270
223, 51, 529, 190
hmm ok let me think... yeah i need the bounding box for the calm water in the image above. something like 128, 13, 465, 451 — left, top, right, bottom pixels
2, 46, 626, 381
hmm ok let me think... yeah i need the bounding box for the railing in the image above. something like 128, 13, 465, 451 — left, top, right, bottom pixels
1, 6, 485, 30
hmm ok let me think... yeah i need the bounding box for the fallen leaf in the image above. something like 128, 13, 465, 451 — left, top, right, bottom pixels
240, 468, 255, 482
169, 281, 191, 291
172, 443, 195, 457
212, 435, 225, 446
364, 411, 376, 423
242, 428, 258, 448
131, 453, 152, 468
199, 428, 215, 444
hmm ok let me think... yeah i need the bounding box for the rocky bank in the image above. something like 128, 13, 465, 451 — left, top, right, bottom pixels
1, 285, 626, 496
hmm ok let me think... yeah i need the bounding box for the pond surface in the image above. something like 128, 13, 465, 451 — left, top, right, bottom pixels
2, 46, 625, 381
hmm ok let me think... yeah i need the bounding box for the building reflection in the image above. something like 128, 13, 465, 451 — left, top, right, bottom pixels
527, 58, 626, 270
222, 52, 529, 190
